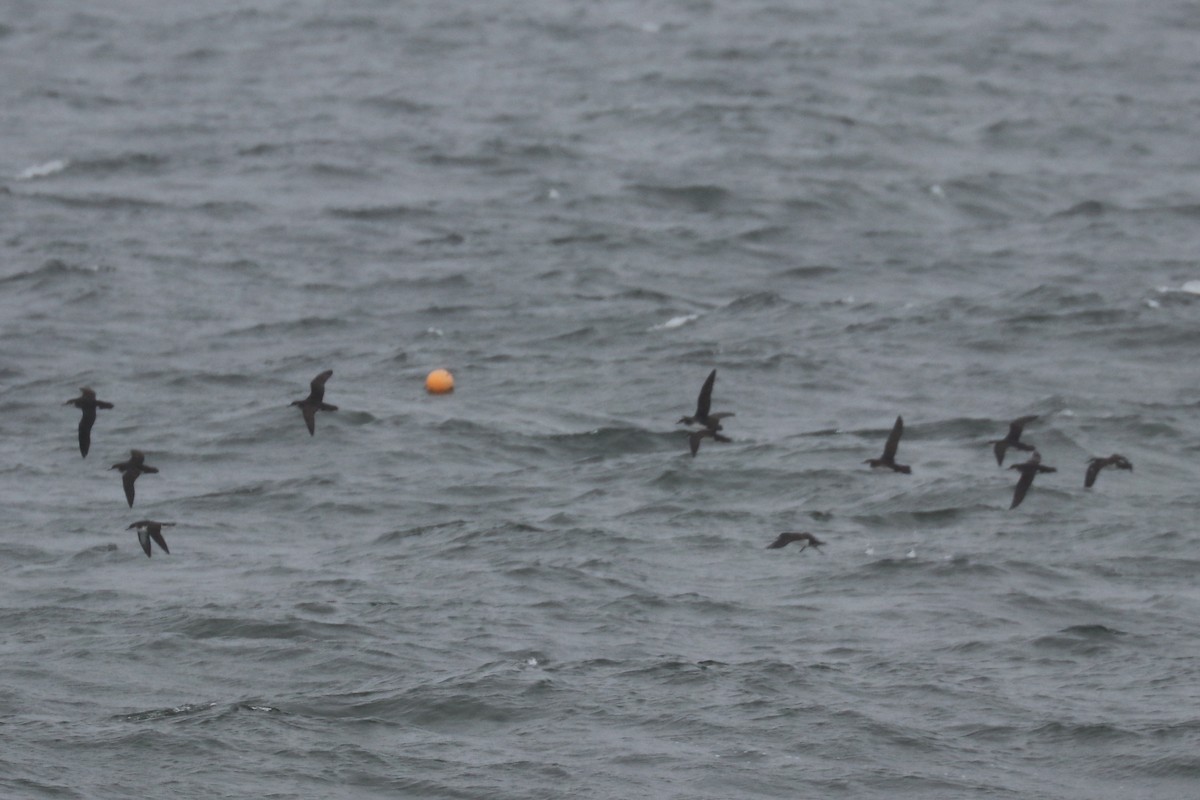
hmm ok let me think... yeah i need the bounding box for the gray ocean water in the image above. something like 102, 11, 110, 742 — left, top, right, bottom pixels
3, 2, 1200, 798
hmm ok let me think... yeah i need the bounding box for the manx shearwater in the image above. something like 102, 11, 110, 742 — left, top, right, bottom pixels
678, 369, 733, 432
990, 414, 1038, 466
1084, 454, 1133, 488
766, 532, 825, 552
291, 369, 338, 435
64, 387, 113, 458
128, 520, 174, 558
110, 449, 159, 507
864, 416, 911, 474
1008, 451, 1056, 509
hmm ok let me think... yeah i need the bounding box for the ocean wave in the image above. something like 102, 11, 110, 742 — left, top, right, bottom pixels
0, 259, 113, 287
628, 183, 732, 213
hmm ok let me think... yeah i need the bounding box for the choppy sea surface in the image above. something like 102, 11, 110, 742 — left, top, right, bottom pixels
3, 2, 1200, 798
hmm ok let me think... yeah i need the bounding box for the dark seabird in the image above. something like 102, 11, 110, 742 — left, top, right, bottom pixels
64, 387, 113, 458
688, 427, 731, 457
110, 449, 159, 507
989, 414, 1038, 466
290, 369, 338, 435
1008, 451, 1056, 509
677, 369, 734, 432
864, 416, 911, 474
1085, 454, 1133, 488
128, 520, 174, 558
766, 532, 825, 552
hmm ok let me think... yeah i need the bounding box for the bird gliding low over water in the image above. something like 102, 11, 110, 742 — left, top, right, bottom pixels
64, 387, 113, 458
864, 415, 911, 474
110, 449, 159, 507
766, 532, 825, 552
989, 414, 1038, 466
128, 520, 174, 557
291, 369, 338, 435
1008, 451, 1056, 509
1085, 454, 1133, 488
677, 369, 733, 431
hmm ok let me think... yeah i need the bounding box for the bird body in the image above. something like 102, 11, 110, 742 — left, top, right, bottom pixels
1008, 451, 1056, 509
1085, 454, 1133, 488
64, 387, 113, 458
128, 520, 174, 557
990, 415, 1038, 466
110, 449, 159, 507
865, 416, 911, 474
766, 532, 825, 552
290, 370, 338, 435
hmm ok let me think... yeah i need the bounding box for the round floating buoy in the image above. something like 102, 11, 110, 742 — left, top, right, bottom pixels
425, 368, 455, 394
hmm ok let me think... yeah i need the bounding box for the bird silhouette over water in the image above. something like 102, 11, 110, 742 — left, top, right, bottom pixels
110, 450, 159, 507
291, 369, 338, 435
677, 369, 733, 432
687, 427, 731, 457
128, 520, 174, 558
64, 387, 113, 458
1008, 451, 1056, 509
766, 532, 825, 552
990, 414, 1038, 466
1085, 454, 1133, 488
864, 416, 911, 474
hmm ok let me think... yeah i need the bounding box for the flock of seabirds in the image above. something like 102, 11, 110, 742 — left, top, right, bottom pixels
676, 369, 1132, 554
64, 370, 338, 558
65, 367, 1132, 559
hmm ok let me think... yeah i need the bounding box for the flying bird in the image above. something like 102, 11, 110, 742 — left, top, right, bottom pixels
677, 369, 733, 432
864, 416, 911, 474
990, 414, 1038, 466
766, 532, 825, 552
687, 427, 731, 457
1008, 451, 1056, 509
64, 387, 113, 457
1084, 454, 1133, 488
290, 369, 338, 435
110, 450, 159, 507
128, 520, 174, 558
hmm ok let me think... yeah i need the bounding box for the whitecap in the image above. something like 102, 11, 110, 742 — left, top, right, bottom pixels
1181, 280, 1200, 295
15, 159, 69, 180
649, 313, 699, 331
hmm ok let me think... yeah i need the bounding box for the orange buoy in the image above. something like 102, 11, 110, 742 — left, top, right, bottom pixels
425, 368, 455, 394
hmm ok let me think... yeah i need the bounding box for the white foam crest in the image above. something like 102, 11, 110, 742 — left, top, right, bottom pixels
1154, 281, 1200, 297
15, 159, 69, 180
649, 313, 699, 331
